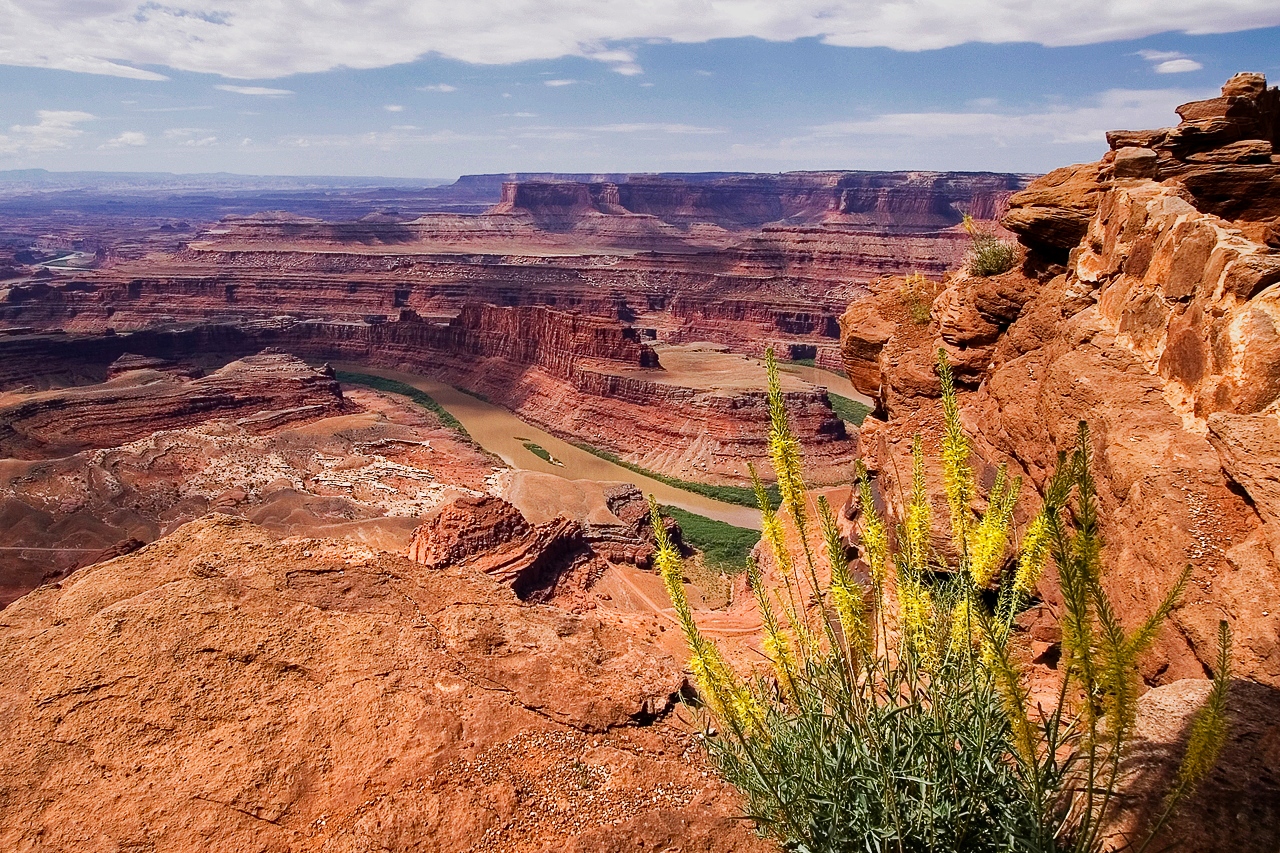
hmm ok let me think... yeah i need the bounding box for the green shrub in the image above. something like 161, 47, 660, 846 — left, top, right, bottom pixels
964, 214, 1018, 277
662, 505, 759, 573
521, 441, 562, 465
898, 273, 938, 325
333, 370, 469, 437
828, 393, 872, 426
653, 348, 1231, 853
570, 441, 781, 509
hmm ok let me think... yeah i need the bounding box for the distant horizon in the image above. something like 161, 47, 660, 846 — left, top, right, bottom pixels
3, 3, 1278, 176
0, 165, 1045, 185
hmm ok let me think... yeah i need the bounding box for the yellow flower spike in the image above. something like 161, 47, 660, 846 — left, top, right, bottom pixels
980, 631, 1036, 765
1013, 512, 1052, 598
856, 468, 889, 588
949, 597, 981, 654
904, 437, 932, 574
765, 348, 808, 531
819, 496, 871, 661
748, 559, 798, 698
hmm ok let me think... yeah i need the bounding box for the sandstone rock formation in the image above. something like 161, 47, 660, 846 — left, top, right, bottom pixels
842, 73, 1280, 687
0, 515, 767, 852
407, 494, 604, 604
0, 362, 500, 608
0, 169, 1027, 378
0, 350, 345, 459
1116, 679, 1280, 853
0, 306, 856, 486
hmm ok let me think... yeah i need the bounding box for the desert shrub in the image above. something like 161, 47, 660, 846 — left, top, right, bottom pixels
653, 348, 1231, 853
898, 273, 938, 325
964, 214, 1018, 277
521, 440, 563, 465
662, 505, 759, 573
570, 440, 781, 509
827, 392, 872, 426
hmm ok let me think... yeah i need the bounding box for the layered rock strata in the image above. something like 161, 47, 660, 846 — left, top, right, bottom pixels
842, 73, 1280, 687
0, 304, 856, 486
0, 170, 1028, 375
0, 351, 345, 459
0, 360, 501, 607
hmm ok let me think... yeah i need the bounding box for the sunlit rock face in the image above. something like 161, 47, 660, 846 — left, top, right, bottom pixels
842, 73, 1280, 689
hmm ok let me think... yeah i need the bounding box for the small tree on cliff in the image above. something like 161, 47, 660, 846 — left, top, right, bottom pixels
653, 348, 1231, 853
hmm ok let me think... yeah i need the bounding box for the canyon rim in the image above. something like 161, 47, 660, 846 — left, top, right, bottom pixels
2, 8, 1280, 850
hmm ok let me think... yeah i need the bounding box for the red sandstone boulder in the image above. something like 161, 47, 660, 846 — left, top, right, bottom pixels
407, 495, 605, 604
1109, 679, 1280, 853
838, 298, 895, 397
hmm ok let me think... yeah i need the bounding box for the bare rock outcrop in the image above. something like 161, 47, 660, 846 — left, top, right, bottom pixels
841, 73, 1280, 686
1112, 679, 1280, 853
0, 515, 767, 853
407, 495, 604, 604
0, 351, 345, 459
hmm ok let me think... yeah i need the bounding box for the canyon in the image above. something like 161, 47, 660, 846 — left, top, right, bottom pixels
1, 72, 1279, 852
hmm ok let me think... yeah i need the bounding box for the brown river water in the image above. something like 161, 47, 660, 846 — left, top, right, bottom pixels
337, 359, 871, 532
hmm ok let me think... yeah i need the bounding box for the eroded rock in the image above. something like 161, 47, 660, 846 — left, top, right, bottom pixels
0, 515, 766, 853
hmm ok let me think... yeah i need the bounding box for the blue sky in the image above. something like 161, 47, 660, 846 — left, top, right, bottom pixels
1, 2, 1278, 178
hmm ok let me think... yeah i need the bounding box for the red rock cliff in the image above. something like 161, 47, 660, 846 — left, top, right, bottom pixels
842, 72, 1280, 688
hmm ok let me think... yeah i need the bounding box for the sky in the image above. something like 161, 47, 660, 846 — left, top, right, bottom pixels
1, 1, 1278, 179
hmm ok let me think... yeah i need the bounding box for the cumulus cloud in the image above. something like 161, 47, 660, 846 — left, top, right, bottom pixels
0, 110, 94, 156
164, 127, 217, 146
384, 104, 404, 112
418, 83, 457, 92
543, 79, 577, 87
101, 130, 147, 147
2, 2, 1276, 80
215, 85, 294, 96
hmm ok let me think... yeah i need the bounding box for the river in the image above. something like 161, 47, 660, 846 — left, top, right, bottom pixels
334, 364, 766, 529
337, 357, 871, 532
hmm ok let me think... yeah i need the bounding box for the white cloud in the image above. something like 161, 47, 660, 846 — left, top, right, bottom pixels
1136, 49, 1204, 73
1155, 58, 1204, 73
1, 2, 1275, 80
28, 55, 168, 81
101, 130, 147, 147
591, 122, 724, 134
384, 104, 405, 112
544, 79, 577, 87
0, 110, 94, 156
215, 85, 294, 96
796, 87, 1210, 149
419, 83, 457, 92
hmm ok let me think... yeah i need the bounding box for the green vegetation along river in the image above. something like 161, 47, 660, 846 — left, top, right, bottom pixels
333, 364, 764, 530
